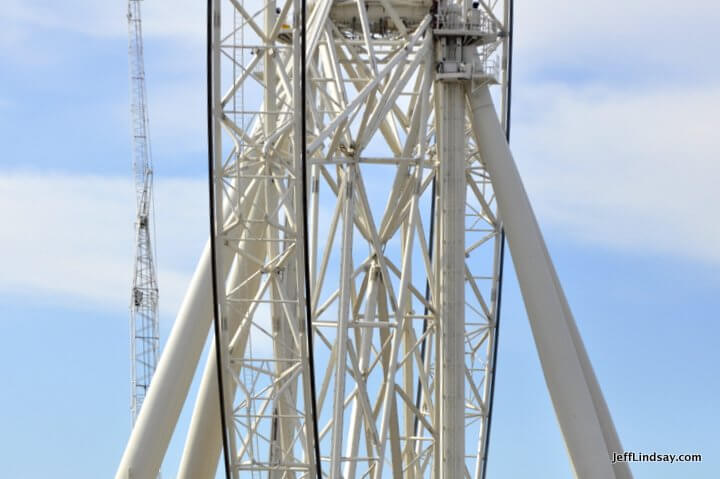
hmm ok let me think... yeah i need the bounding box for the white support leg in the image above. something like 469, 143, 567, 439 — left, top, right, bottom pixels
175, 345, 224, 479
466, 83, 632, 479
115, 244, 214, 479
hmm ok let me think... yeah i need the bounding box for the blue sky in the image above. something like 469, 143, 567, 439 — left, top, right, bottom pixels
1, 1, 719, 478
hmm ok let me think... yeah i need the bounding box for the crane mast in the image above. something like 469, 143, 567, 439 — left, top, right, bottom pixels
127, 0, 159, 425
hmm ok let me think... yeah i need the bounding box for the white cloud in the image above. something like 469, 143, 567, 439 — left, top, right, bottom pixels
1, 0, 203, 39
512, 82, 720, 263
0, 1, 203, 67
514, 0, 720, 77
0, 172, 207, 316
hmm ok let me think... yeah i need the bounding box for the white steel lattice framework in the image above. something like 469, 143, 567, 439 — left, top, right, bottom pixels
114, 0, 633, 478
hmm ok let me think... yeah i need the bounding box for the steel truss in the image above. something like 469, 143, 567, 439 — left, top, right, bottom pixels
128, 0, 160, 426
114, 0, 633, 478
206, 0, 508, 477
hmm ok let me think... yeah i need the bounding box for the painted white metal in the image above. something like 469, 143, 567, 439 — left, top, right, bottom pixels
116, 217, 246, 479
206, 0, 322, 476
176, 344, 225, 478
435, 57, 466, 477
127, 0, 159, 427
116, 245, 213, 479
177, 220, 267, 478
322, 0, 432, 32
467, 83, 632, 479
114, 1, 632, 478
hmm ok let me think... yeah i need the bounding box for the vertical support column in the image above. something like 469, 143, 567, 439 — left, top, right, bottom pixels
330, 166, 354, 479
435, 74, 466, 477
263, 3, 298, 476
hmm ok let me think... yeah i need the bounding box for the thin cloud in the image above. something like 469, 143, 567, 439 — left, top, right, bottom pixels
514, 0, 720, 78
0, 172, 207, 316
512, 82, 720, 264
1, 0, 203, 39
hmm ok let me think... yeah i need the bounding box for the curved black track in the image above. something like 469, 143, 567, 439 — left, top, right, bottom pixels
206, 0, 323, 477
206, 1, 233, 478
481, 1, 514, 477
207, 1, 514, 477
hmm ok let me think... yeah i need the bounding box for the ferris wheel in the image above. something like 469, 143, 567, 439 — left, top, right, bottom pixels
115, 1, 632, 478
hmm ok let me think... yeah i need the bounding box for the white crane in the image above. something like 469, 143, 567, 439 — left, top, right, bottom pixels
115, 0, 633, 478
127, 0, 159, 426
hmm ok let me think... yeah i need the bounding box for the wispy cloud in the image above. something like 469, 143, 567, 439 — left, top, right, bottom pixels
0, 172, 207, 316
513, 82, 720, 263
2, 0, 203, 39
0, 1, 203, 68
515, 0, 720, 78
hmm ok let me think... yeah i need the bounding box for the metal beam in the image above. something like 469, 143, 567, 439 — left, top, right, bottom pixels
466, 83, 632, 479
436, 76, 467, 479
